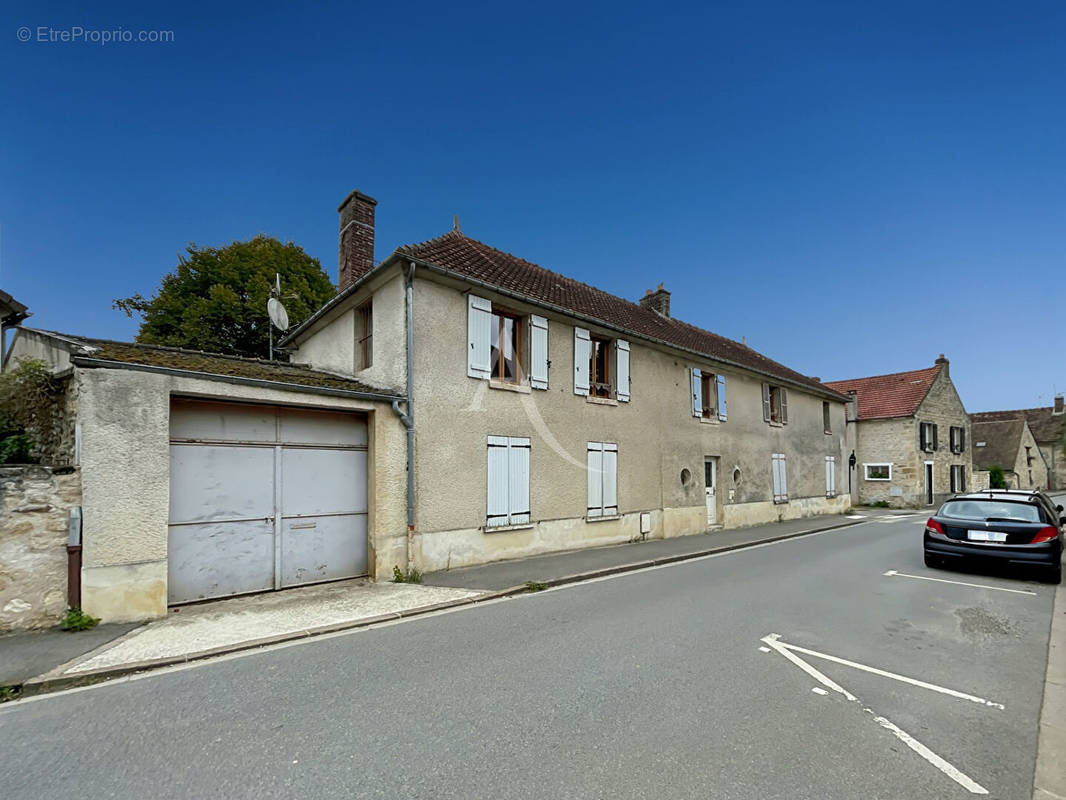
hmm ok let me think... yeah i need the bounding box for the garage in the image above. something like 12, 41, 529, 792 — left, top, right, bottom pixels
167, 398, 369, 604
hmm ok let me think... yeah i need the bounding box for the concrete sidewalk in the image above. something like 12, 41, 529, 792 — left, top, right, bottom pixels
425, 512, 871, 591
1032, 491, 1066, 800
0, 622, 141, 688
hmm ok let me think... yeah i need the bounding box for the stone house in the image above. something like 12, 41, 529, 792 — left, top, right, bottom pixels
970, 398, 1065, 490
825, 358, 972, 507
3, 188, 852, 623
970, 417, 1049, 491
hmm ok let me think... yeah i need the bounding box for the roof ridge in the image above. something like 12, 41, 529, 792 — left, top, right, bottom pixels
20, 327, 313, 370
824, 364, 940, 385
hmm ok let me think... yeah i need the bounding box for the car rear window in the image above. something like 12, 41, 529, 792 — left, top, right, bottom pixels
939, 499, 1042, 523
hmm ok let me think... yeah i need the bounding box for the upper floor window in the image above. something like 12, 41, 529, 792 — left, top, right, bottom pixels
919, 422, 938, 453
762, 383, 789, 425
574, 328, 629, 402
823, 402, 832, 434
948, 425, 966, 454
691, 368, 727, 421
467, 295, 549, 390
490, 309, 523, 383
356, 301, 373, 370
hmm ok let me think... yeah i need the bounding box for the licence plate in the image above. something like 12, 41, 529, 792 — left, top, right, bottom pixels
968, 530, 1008, 542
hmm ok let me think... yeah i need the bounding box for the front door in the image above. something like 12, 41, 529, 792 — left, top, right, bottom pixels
925, 461, 934, 505
704, 458, 717, 526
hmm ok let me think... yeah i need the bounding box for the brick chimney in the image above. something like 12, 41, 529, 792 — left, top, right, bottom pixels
337, 190, 377, 291
639, 283, 670, 317
935, 353, 949, 377
1054, 394, 1064, 415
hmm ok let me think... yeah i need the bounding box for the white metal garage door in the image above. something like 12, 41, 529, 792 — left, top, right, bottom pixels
167, 398, 369, 604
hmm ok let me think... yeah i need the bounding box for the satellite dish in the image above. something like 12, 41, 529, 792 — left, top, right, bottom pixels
267, 297, 289, 331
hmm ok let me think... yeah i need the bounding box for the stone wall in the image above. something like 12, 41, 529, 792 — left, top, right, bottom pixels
0, 466, 81, 631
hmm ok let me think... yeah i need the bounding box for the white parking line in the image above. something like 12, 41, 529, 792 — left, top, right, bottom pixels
884, 569, 1037, 596
762, 634, 989, 795
775, 639, 1004, 709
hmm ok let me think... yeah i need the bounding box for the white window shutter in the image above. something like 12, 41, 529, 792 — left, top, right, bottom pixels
717, 375, 727, 420
771, 455, 781, 500
762, 383, 772, 422
467, 295, 492, 379
587, 442, 603, 516
780, 388, 789, 424
616, 340, 630, 402
691, 368, 703, 417
825, 456, 835, 497
602, 443, 618, 515
574, 327, 591, 396
508, 437, 530, 524
486, 436, 509, 526
780, 455, 788, 498
529, 315, 549, 390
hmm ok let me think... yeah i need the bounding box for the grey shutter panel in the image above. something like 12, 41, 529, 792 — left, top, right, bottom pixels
529, 315, 549, 390
949, 426, 956, 453
486, 436, 509, 526
960, 426, 966, 451
950, 466, 956, 494
825, 456, 835, 497
780, 455, 788, 499
762, 383, 772, 422
508, 437, 531, 524
717, 375, 727, 420
691, 368, 703, 417
780, 388, 789, 424
961, 466, 966, 492
932, 424, 939, 451
467, 295, 493, 379
602, 443, 618, 515
574, 327, 591, 396
616, 340, 630, 402
587, 442, 603, 516
920, 423, 928, 452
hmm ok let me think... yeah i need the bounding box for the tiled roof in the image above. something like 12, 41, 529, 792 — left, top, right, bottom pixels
17, 328, 399, 397
394, 230, 843, 399
823, 365, 942, 420
971, 419, 1024, 471
971, 407, 1065, 445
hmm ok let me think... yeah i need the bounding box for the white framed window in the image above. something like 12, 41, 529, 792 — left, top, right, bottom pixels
467, 294, 549, 389
919, 422, 938, 453
949, 425, 966, 454
864, 463, 892, 481
587, 442, 618, 517
486, 436, 530, 527
825, 456, 837, 498
771, 453, 788, 503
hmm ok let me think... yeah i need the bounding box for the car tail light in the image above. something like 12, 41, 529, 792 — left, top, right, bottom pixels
926, 518, 945, 535
1031, 526, 1059, 544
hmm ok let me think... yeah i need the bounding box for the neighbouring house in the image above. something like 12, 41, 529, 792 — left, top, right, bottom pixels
825, 358, 972, 508
969, 398, 1066, 490
4, 188, 853, 623
969, 417, 1049, 491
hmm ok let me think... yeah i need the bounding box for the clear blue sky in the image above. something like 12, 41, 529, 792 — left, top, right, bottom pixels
2, 1, 1063, 411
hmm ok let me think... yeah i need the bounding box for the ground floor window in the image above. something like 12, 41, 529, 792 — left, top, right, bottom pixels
487, 436, 530, 527
588, 442, 618, 517
950, 464, 966, 493
864, 463, 892, 481
772, 453, 788, 503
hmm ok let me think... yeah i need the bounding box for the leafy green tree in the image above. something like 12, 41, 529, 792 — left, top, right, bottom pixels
988, 465, 1008, 489
114, 235, 335, 358
0, 358, 63, 464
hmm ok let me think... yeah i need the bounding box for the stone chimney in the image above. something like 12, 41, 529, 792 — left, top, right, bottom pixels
1054, 394, 1064, 415
639, 283, 670, 317
337, 190, 377, 291
935, 353, 949, 377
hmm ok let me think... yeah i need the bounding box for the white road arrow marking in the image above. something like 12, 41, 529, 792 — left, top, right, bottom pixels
762, 634, 989, 795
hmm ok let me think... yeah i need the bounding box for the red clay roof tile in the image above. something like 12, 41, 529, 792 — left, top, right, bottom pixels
823, 365, 942, 420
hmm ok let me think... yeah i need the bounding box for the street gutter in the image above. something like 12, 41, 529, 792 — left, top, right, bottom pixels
19, 516, 865, 699
1032, 494, 1066, 800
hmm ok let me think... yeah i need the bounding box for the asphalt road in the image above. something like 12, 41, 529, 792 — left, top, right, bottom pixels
1, 513, 1057, 800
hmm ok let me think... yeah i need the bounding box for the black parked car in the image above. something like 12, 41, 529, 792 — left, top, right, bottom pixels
923, 490, 1064, 584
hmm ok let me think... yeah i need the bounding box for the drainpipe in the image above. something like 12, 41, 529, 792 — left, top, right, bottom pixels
390, 261, 416, 570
